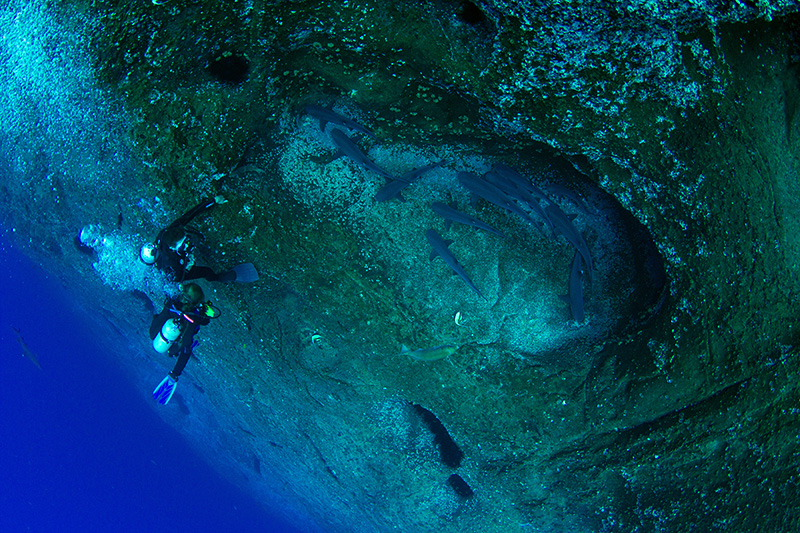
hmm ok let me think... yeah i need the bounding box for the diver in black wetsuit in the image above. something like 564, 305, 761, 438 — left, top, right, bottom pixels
139, 196, 258, 283
150, 283, 219, 381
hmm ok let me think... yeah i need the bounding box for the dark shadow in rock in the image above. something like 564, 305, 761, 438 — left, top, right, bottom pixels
172, 393, 191, 416
447, 473, 474, 499
411, 403, 464, 468
73, 236, 95, 256
457, 1, 487, 26
208, 52, 250, 85
130, 289, 156, 316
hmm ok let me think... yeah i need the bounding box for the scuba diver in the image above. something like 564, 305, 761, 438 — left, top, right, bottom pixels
150, 283, 220, 405
139, 196, 258, 283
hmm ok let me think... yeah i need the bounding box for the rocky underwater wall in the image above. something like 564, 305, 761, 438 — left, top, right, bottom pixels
3, 0, 800, 531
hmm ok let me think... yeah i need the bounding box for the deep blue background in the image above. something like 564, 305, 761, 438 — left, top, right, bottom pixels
0, 232, 299, 532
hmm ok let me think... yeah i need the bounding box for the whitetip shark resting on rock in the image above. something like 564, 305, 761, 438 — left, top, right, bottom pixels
544, 203, 593, 282
545, 182, 597, 216
375, 161, 445, 202
561, 251, 586, 323
329, 128, 398, 181
303, 104, 378, 138
456, 171, 537, 226
425, 229, 486, 300
431, 202, 505, 238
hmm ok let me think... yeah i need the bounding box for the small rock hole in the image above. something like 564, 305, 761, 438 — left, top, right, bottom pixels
208, 52, 250, 85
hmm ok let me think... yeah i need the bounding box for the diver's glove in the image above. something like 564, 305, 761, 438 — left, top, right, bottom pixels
214, 195, 228, 205
201, 301, 221, 318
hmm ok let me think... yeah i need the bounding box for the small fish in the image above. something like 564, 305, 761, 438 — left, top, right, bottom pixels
329, 129, 397, 181
12, 326, 41, 369
397, 344, 459, 361
304, 104, 377, 138
425, 229, 486, 300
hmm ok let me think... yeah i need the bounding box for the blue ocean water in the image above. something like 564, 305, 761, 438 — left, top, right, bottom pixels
0, 233, 299, 533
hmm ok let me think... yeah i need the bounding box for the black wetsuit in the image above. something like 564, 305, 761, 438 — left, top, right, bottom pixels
149, 300, 211, 379
154, 198, 223, 282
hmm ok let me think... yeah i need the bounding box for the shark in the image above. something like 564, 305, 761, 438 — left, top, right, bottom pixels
12, 326, 41, 369
303, 104, 377, 138
544, 203, 593, 281
545, 182, 596, 216
425, 229, 486, 300
491, 163, 550, 201
456, 171, 536, 226
484, 169, 551, 231
560, 251, 585, 323
431, 202, 505, 237
375, 161, 445, 202
400, 160, 445, 181
375, 178, 411, 203
329, 128, 397, 181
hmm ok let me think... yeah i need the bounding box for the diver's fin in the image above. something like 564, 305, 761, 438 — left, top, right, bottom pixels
153, 375, 177, 405
234, 263, 259, 282
219, 262, 259, 283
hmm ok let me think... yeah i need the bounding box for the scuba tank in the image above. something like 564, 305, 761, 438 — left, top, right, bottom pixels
139, 242, 158, 265
153, 318, 182, 353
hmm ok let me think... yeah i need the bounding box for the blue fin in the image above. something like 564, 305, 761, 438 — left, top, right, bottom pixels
232, 263, 259, 283
153, 375, 177, 405
218, 263, 259, 283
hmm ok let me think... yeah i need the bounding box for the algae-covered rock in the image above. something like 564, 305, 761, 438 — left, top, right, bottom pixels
3, 0, 800, 531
